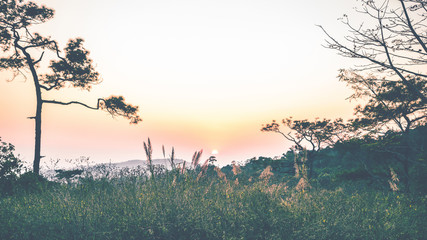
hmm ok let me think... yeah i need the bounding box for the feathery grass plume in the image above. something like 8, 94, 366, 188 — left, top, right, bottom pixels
293, 153, 300, 178
197, 159, 210, 181
231, 161, 241, 175
294, 150, 309, 180
265, 183, 287, 196
169, 147, 176, 170
172, 175, 177, 186
143, 138, 154, 177
295, 177, 310, 192
294, 150, 310, 191
234, 178, 239, 185
201, 159, 209, 173
388, 167, 400, 192
259, 166, 274, 182
180, 161, 186, 174
191, 149, 203, 169
214, 166, 227, 182
162, 145, 165, 159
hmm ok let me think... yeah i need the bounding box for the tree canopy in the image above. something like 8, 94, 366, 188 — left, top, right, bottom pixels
0, 0, 142, 174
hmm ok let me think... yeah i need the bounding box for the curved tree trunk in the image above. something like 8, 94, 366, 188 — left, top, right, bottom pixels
33, 99, 42, 174
19, 47, 44, 174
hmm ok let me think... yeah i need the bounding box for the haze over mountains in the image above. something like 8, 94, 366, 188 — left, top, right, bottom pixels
112, 159, 186, 169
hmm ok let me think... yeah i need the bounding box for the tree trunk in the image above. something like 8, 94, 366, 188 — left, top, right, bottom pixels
20, 48, 44, 174
306, 151, 315, 180
33, 100, 42, 174
401, 131, 411, 191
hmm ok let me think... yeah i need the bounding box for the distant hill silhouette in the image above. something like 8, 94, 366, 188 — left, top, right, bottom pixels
112, 159, 186, 169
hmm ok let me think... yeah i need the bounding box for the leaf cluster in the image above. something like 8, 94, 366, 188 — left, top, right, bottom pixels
262, 117, 351, 152
0, 137, 22, 194
41, 38, 101, 90
101, 96, 142, 124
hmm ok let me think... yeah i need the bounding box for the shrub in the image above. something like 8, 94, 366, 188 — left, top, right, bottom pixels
0, 137, 22, 195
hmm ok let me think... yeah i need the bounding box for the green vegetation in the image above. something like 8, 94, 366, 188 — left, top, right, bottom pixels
1, 167, 426, 239
1, 0, 426, 239
1, 128, 426, 239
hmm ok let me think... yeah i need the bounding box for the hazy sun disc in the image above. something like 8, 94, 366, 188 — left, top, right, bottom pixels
211, 149, 219, 155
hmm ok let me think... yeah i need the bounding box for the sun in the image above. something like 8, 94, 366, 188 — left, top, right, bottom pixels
211, 149, 219, 155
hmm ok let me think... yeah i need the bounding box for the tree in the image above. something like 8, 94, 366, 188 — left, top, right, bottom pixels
319, 0, 427, 104
0, 1, 142, 174
340, 70, 426, 187
261, 117, 350, 178
262, 117, 350, 152
341, 70, 427, 134
0, 137, 22, 194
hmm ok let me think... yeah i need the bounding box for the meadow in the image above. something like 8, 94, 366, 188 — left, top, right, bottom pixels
0, 161, 426, 240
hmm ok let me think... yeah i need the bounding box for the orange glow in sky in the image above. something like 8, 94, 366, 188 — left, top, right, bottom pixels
0, 0, 359, 167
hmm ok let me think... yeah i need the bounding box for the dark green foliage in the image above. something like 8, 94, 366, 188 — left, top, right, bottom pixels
342, 72, 427, 134
0, 137, 22, 195
55, 169, 84, 184
13, 172, 57, 194
42, 38, 101, 90
101, 96, 142, 124
0, 170, 425, 240
0, 130, 426, 239
221, 156, 294, 184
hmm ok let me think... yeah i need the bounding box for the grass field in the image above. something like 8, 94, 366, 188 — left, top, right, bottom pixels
1, 166, 426, 240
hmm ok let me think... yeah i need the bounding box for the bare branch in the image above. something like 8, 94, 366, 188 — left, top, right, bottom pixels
42, 99, 103, 110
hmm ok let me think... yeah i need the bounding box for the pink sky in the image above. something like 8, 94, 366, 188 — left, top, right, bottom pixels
0, 0, 359, 168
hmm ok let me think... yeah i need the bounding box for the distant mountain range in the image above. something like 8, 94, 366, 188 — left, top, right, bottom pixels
112, 159, 186, 169
41, 159, 187, 178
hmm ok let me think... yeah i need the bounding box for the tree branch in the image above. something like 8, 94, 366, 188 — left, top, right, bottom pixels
318, 25, 427, 103
400, 0, 427, 54
33, 51, 44, 65
43, 99, 104, 110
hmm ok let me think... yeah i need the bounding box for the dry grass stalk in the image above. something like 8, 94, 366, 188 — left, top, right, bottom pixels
294, 150, 308, 179
214, 166, 227, 182
201, 159, 209, 172
293, 154, 300, 178
294, 150, 310, 191
143, 138, 154, 177
191, 150, 203, 168
265, 183, 287, 195
162, 145, 166, 158
180, 162, 186, 174
169, 147, 176, 170
197, 159, 210, 181
232, 161, 241, 175
172, 175, 177, 186
259, 166, 274, 182
388, 167, 400, 192
295, 177, 310, 192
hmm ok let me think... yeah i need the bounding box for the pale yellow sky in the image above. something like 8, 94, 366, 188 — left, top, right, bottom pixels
0, 0, 360, 166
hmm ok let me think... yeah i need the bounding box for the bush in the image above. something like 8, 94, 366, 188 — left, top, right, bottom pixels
13, 172, 56, 194
0, 137, 22, 195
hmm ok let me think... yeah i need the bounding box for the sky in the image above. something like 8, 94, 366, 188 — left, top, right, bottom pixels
0, 0, 362, 168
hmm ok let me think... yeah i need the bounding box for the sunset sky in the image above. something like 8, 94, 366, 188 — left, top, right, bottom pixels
0, 0, 364, 167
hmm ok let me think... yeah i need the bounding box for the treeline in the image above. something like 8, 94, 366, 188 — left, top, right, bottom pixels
222, 124, 427, 194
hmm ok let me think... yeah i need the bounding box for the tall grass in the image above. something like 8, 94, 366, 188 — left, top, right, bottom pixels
0, 166, 426, 239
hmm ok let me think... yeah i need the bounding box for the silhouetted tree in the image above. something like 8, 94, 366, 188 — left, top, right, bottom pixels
0, 137, 22, 194
319, 0, 427, 103
262, 117, 350, 178
0, 1, 142, 174
342, 70, 427, 134
339, 62, 426, 188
